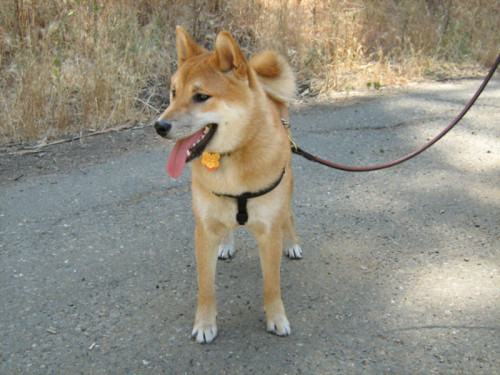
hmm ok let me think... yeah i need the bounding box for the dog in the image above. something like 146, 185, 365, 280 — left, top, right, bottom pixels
154, 26, 302, 343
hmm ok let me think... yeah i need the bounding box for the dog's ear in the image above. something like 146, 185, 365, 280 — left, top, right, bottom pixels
213, 31, 248, 79
176, 25, 206, 67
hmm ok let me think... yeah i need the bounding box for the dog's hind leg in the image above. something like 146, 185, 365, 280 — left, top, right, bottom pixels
283, 210, 302, 259
218, 229, 235, 259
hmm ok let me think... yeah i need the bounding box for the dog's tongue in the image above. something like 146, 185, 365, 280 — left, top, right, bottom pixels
166, 129, 204, 178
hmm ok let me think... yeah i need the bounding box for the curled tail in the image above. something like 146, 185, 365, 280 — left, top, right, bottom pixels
250, 50, 296, 103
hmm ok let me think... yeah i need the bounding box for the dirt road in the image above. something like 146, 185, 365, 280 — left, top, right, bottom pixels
1, 78, 499, 374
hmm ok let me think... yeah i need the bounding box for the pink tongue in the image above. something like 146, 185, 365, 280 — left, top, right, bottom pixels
166, 129, 205, 178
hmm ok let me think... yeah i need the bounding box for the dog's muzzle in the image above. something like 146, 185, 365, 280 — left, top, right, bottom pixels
154, 121, 172, 137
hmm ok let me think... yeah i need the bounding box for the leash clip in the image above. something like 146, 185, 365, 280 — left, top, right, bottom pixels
281, 118, 298, 151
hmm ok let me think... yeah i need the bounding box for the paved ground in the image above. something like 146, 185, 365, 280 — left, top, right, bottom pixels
1, 78, 499, 374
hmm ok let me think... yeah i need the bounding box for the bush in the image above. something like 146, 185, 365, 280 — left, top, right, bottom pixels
1, 0, 498, 142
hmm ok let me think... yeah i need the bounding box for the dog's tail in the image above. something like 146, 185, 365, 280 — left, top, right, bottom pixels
250, 51, 296, 104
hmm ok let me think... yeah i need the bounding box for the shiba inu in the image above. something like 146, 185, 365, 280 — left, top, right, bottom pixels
154, 26, 302, 343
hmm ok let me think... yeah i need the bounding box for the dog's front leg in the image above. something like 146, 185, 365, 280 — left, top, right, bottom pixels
192, 224, 219, 343
254, 224, 291, 336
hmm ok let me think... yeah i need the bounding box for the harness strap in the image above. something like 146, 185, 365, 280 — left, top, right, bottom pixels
235, 196, 249, 226
214, 168, 286, 225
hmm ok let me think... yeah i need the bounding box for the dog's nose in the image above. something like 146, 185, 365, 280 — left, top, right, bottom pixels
154, 120, 172, 137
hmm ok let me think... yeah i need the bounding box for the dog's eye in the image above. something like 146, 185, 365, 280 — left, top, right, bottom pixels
171, 89, 176, 99
193, 93, 210, 103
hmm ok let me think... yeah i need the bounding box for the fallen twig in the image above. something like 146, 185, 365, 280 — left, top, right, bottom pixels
9, 120, 139, 155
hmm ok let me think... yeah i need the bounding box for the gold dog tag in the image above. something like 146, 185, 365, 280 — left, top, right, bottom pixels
201, 152, 220, 171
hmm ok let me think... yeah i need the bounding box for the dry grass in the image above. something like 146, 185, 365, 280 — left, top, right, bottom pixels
1, 0, 498, 143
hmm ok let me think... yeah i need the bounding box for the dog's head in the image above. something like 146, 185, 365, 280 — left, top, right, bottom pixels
155, 26, 259, 178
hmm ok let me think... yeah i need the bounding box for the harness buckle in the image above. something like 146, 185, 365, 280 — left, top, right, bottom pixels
236, 211, 249, 225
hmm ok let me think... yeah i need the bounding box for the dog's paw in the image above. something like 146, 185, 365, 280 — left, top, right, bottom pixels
218, 243, 235, 259
285, 243, 303, 259
266, 314, 291, 336
192, 321, 217, 344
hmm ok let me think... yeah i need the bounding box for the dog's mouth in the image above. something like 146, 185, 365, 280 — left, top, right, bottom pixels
186, 123, 217, 162
166, 123, 217, 178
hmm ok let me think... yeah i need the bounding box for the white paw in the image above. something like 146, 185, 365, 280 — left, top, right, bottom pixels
285, 243, 303, 259
192, 322, 217, 344
267, 314, 291, 336
218, 243, 235, 259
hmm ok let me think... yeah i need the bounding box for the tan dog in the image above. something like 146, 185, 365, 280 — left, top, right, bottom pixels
155, 26, 302, 343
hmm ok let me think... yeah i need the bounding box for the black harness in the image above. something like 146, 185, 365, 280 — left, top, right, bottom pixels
213, 168, 286, 225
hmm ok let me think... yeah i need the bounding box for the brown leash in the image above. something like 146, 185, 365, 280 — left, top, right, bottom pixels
288, 52, 500, 172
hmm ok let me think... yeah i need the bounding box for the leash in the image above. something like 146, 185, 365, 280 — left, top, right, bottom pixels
287, 52, 500, 172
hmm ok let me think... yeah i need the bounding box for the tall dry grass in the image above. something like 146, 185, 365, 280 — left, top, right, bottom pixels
1, 0, 498, 143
